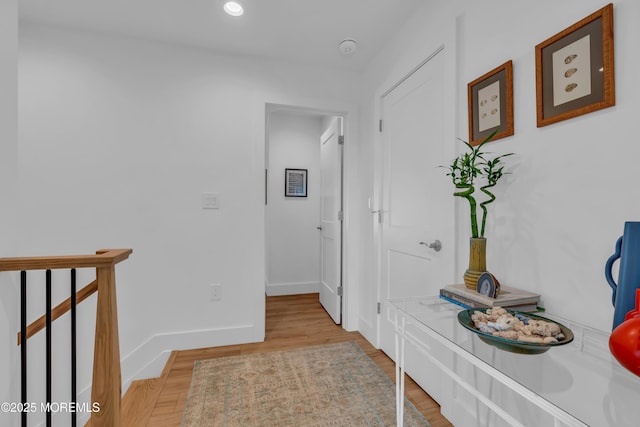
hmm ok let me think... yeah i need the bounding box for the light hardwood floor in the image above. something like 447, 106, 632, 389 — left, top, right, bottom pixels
145, 293, 453, 427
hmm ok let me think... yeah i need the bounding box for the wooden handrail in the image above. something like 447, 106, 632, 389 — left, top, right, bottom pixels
17, 279, 98, 345
3, 248, 132, 427
0, 248, 132, 272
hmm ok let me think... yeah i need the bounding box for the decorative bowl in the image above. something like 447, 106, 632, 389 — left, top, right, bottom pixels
457, 308, 574, 354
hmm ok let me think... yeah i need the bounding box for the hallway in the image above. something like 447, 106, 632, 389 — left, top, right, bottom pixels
146, 294, 453, 426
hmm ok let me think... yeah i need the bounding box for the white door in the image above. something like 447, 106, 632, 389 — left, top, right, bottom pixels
319, 117, 343, 323
377, 49, 454, 355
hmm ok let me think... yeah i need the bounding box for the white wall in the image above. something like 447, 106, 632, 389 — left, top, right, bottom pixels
18, 22, 362, 400
358, 0, 640, 339
0, 0, 19, 425
266, 111, 322, 295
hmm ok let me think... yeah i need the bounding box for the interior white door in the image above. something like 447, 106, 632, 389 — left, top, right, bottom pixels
319, 117, 343, 324
378, 49, 454, 355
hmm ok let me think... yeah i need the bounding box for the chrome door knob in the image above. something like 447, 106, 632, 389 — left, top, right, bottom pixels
419, 240, 442, 252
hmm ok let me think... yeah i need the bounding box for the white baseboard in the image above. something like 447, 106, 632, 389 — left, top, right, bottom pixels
265, 281, 320, 296
358, 314, 378, 348
120, 324, 255, 389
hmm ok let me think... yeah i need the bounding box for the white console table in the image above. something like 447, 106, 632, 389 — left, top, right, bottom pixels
389, 297, 640, 427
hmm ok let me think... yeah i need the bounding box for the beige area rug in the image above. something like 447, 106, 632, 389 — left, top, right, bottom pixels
181, 341, 432, 426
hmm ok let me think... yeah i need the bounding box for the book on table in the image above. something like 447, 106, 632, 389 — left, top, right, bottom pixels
439, 293, 540, 312
439, 283, 540, 312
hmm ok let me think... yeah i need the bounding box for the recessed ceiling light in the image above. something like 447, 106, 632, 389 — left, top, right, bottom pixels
224, 1, 244, 17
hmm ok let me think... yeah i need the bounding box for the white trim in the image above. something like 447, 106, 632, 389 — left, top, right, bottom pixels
265, 281, 320, 296
120, 324, 254, 388
380, 45, 445, 98
263, 97, 359, 332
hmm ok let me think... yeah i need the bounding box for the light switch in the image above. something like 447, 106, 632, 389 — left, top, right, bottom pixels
202, 192, 219, 209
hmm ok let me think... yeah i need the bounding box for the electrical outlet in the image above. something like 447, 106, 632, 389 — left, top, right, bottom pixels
210, 284, 222, 301
202, 192, 219, 209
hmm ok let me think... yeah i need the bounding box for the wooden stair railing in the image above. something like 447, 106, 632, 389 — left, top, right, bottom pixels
0, 248, 132, 427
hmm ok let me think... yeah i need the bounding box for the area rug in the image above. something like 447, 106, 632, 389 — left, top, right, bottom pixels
181, 341, 431, 426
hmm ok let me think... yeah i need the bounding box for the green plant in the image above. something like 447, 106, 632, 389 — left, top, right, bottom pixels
443, 132, 513, 238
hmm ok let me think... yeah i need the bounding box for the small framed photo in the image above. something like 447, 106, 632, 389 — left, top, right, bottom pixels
468, 60, 514, 146
535, 3, 614, 127
284, 168, 308, 197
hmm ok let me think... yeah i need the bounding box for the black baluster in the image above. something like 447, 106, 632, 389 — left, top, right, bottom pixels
45, 270, 52, 427
70, 269, 77, 427
20, 271, 27, 427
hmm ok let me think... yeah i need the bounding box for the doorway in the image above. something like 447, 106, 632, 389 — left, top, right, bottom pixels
265, 104, 345, 324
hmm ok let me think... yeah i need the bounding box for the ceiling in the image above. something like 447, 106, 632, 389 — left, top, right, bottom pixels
19, 0, 427, 72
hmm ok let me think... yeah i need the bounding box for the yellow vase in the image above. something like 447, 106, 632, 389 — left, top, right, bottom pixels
464, 237, 487, 290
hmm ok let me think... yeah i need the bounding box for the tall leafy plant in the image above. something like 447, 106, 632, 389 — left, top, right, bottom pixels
443, 132, 513, 238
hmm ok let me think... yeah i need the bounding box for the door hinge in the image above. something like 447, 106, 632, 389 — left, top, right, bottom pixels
379, 119, 383, 132
337, 210, 344, 221
377, 302, 381, 314
337, 286, 344, 297
338, 135, 344, 145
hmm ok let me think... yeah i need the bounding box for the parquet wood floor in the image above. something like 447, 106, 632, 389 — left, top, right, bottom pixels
145, 293, 453, 427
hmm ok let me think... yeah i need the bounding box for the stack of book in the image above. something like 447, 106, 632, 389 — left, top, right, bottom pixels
439, 283, 541, 312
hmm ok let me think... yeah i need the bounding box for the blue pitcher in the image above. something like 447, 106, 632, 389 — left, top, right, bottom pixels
605, 221, 640, 330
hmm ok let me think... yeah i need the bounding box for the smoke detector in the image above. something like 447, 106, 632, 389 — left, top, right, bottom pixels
338, 39, 358, 55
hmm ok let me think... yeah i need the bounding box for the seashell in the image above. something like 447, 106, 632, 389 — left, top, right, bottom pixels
564, 68, 577, 78
490, 94, 498, 102
565, 83, 578, 92
472, 308, 567, 344
487, 314, 516, 331
491, 108, 498, 115
481, 113, 487, 119
487, 307, 506, 316
477, 322, 495, 334
480, 99, 487, 106
564, 54, 577, 64
515, 313, 531, 325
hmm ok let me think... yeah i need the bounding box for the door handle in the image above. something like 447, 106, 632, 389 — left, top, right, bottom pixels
419, 240, 442, 252
317, 226, 322, 230
370, 210, 383, 223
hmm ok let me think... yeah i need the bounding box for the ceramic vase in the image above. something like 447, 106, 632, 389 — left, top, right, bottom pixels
464, 237, 486, 290
609, 289, 640, 377
605, 221, 640, 330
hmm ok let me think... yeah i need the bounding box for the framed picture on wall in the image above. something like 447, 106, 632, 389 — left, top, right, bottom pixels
535, 3, 614, 127
285, 168, 308, 197
467, 60, 514, 146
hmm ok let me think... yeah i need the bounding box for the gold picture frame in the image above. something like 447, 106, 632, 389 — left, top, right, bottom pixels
535, 3, 615, 127
467, 60, 514, 146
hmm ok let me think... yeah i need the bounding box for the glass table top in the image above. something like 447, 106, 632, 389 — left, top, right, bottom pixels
389, 296, 640, 427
